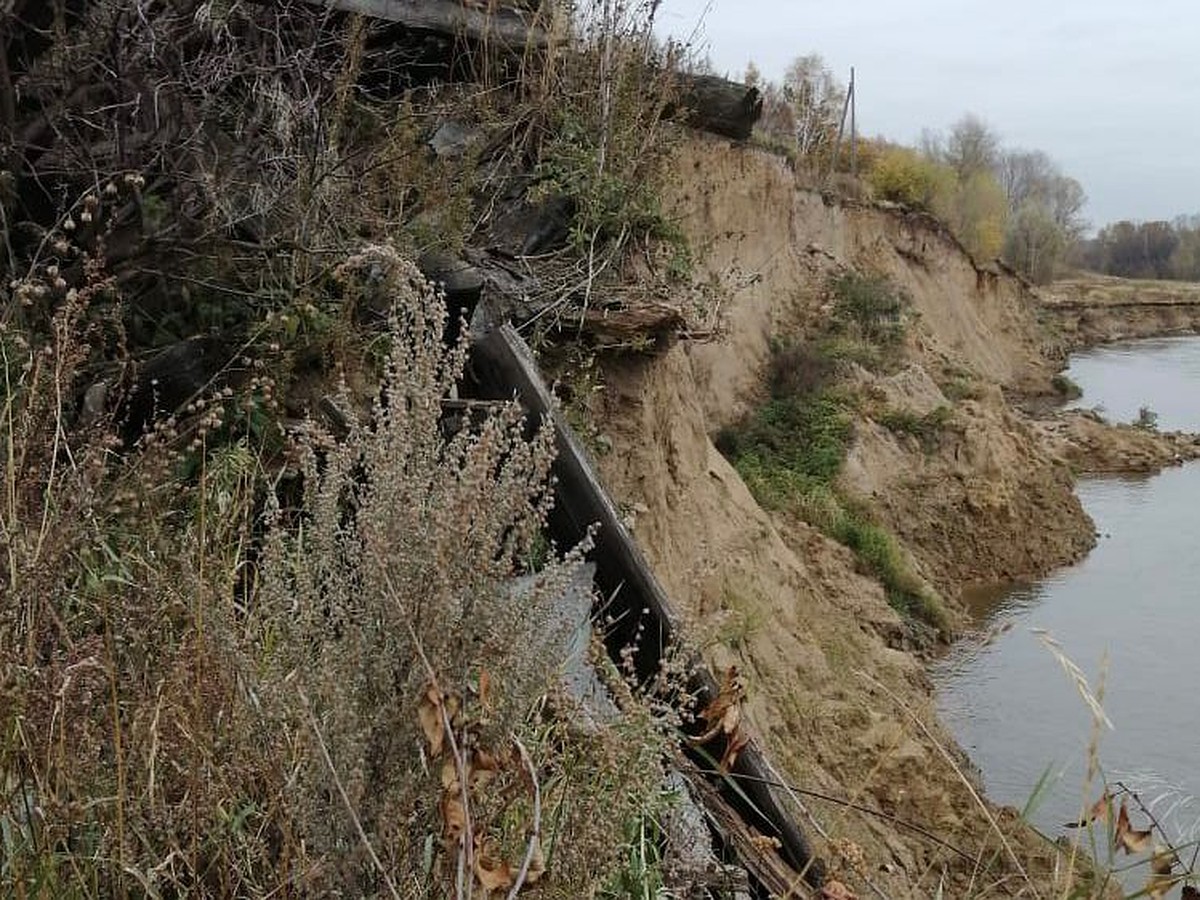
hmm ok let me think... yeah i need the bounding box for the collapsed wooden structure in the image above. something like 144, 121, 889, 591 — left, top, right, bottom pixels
472, 326, 824, 893
3, 1, 796, 886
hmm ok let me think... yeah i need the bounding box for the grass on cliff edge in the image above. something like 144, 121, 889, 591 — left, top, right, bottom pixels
717, 385, 947, 632
715, 277, 948, 634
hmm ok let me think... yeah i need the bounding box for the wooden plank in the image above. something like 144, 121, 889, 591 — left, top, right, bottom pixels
469, 325, 823, 890
683, 767, 814, 897
300, 0, 551, 48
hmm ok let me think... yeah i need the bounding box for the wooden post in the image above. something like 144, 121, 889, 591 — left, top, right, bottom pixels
849, 66, 857, 177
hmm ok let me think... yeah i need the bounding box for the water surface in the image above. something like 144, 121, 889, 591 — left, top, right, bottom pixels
934, 337, 1200, 857
1064, 335, 1200, 431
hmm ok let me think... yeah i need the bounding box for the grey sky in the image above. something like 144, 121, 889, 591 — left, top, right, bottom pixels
655, 0, 1199, 229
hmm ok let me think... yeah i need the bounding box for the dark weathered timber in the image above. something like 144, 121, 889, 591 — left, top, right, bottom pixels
683, 768, 814, 896
667, 73, 762, 141
469, 325, 823, 890
299, 0, 551, 48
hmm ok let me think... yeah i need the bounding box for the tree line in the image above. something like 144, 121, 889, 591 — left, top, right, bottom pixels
1075, 217, 1200, 282
743, 57, 1087, 284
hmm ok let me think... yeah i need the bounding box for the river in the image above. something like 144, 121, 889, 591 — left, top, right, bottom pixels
933, 336, 1200, 880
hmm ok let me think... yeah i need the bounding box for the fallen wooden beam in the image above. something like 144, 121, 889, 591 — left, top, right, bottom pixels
469, 324, 824, 890
300, 0, 552, 48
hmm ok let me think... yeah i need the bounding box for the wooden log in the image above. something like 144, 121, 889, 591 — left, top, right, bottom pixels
469, 325, 823, 890
299, 0, 551, 48
667, 73, 762, 141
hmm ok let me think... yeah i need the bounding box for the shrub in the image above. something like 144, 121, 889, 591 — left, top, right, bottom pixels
531, 7, 688, 264
1, 247, 666, 897
877, 404, 952, 451
867, 145, 956, 213
716, 340, 946, 631
830, 272, 908, 347
828, 510, 946, 631
1051, 373, 1083, 400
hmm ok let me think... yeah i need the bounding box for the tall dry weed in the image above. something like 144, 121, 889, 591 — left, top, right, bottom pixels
0, 244, 666, 897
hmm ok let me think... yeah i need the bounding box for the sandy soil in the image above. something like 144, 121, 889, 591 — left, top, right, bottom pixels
585, 137, 1104, 897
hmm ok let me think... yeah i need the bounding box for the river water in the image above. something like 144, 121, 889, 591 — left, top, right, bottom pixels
933, 337, 1200, 862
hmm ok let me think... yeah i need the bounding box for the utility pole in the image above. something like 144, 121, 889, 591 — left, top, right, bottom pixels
849, 66, 857, 177
832, 66, 857, 178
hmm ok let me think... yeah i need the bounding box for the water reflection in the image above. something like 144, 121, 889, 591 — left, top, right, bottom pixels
933, 337, 1200, 864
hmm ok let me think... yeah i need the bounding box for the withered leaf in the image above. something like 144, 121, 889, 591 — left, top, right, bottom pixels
1064, 792, 1111, 828
1147, 872, 1179, 900
820, 879, 858, 900
441, 758, 459, 791
1114, 800, 1152, 855
441, 791, 466, 842
525, 835, 547, 885
719, 727, 751, 773
471, 748, 501, 789
1145, 846, 1180, 900
1150, 846, 1176, 876
419, 683, 446, 758
474, 842, 515, 892
693, 666, 745, 745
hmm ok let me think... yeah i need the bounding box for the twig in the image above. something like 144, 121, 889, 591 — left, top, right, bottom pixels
701, 762, 975, 864
506, 736, 542, 900
298, 687, 402, 900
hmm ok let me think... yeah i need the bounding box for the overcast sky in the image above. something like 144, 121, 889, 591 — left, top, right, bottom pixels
655, 0, 1198, 229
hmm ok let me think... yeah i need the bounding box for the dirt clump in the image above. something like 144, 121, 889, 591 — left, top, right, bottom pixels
1035, 408, 1200, 473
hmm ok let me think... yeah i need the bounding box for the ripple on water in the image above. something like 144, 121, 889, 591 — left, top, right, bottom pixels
934, 336, 1200, 860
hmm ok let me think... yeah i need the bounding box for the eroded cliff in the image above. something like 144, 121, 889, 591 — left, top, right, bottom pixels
580, 138, 1103, 895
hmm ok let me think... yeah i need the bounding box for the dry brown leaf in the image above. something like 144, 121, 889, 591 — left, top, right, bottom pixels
1145, 846, 1179, 900
441, 791, 466, 842
1114, 800, 1153, 855
471, 748, 501, 789
1064, 792, 1111, 828
693, 666, 745, 745
474, 842, 515, 892
820, 879, 858, 900
1150, 845, 1176, 876
1147, 873, 1179, 900
719, 727, 751, 773
418, 683, 445, 758
441, 758, 459, 791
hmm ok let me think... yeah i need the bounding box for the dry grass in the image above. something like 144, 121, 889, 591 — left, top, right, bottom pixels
0, 242, 668, 897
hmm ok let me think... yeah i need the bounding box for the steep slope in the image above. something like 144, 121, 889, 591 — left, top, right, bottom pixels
584, 138, 1096, 895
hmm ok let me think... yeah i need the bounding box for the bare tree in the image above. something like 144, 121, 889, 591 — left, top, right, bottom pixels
782, 54, 844, 159
943, 113, 999, 180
